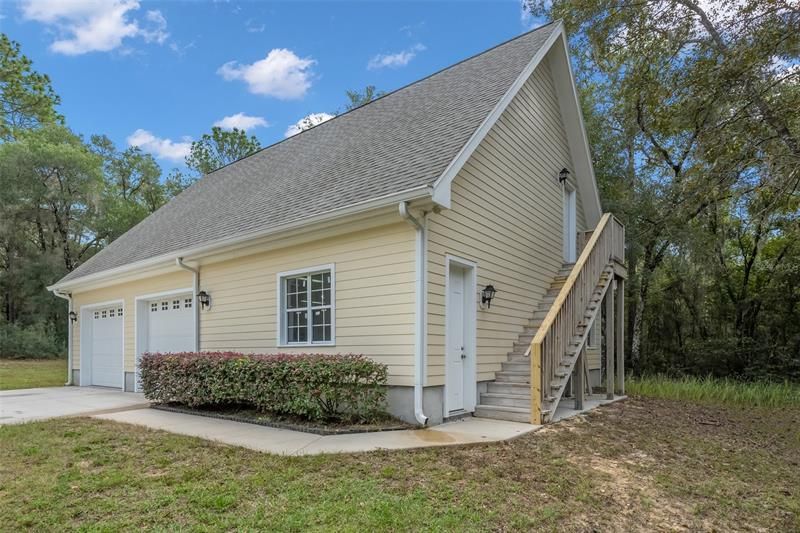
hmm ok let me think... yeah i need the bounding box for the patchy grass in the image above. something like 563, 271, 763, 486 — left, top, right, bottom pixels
0, 359, 67, 390
628, 375, 800, 408
1, 398, 798, 531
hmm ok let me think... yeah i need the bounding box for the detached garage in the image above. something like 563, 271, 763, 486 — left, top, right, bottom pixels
80, 303, 124, 388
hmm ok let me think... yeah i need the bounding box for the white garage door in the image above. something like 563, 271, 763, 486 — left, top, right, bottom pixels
147, 295, 194, 354
89, 306, 123, 388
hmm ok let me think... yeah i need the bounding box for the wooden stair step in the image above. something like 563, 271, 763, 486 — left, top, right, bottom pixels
501, 360, 530, 372
487, 381, 531, 395
495, 371, 531, 383
480, 392, 531, 408
474, 404, 531, 423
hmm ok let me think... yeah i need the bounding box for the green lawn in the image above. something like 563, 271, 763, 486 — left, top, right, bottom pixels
0, 359, 67, 390
1, 396, 798, 531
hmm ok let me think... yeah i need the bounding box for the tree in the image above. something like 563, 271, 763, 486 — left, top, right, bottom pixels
90, 135, 167, 241
0, 125, 103, 272
185, 126, 261, 177
526, 0, 800, 376
344, 85, 386, 111
0, 33, 62, 140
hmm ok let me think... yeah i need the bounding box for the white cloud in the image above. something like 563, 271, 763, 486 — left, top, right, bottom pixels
245, 19, 265, 33
367, 43, 425, 70
140, 9, 168, 44
218, 49, 315, 100
127, 129, 191, 162
284, 113, 335, 137
18, 0, 169, 55
214, 112, 268, 131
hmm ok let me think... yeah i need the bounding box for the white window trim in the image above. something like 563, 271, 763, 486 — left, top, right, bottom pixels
276, 263, 336, 348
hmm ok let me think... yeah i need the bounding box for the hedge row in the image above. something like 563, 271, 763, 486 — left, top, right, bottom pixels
139, 352, 388, 423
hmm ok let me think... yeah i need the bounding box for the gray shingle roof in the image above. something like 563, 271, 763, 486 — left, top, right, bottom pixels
58, 23, 556, 285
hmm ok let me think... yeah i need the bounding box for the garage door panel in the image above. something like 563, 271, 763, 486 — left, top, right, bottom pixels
89, 307, 123, 388
147, 295, 194, 354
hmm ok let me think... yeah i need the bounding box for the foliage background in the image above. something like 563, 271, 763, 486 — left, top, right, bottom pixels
2, 1, 798, 381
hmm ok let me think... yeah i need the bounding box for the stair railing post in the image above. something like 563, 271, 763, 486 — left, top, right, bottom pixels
616, 278, 625, 395
574, 346, 584, 410
605, 278, 616, 400
531, 343, 542, 424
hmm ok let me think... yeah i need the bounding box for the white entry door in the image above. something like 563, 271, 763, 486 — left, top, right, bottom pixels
146, 295, 194, 354
88, 305, 123, 388
563, 185, 577, 262
446, 264, 468, 413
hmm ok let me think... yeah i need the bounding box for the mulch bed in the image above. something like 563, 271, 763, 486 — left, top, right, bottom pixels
151, 403, 414, 435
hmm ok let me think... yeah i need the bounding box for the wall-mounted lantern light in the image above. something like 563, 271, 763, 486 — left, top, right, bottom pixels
197, 290, 211, 310
481, 285, 497, 309
559, 168, 570, 185
69, 311, 77, 323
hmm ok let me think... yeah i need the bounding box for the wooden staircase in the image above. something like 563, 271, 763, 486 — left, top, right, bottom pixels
474, 264, 613, 423
474, 213, 626, 425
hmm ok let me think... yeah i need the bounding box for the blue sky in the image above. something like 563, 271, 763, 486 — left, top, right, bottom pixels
1, 1, 546, 172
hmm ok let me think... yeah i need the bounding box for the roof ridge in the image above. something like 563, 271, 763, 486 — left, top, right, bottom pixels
194, 19, 560, 181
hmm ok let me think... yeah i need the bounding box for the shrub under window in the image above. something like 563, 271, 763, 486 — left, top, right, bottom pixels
139, 352, 387, 423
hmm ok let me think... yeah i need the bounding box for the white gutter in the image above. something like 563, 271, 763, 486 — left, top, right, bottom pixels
175, 258, 200, 351
53, 291, 73, 385
399, 201, 429, 426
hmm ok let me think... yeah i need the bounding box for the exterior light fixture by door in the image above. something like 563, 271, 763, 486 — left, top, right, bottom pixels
197, 290, 211, 310
68, 311, 77, 323
559, 168, 570, 185
481, 285, 497, 309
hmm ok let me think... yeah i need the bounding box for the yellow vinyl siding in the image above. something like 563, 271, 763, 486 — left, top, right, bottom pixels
70, 221, 417, 385
199, 222, 416, 386
71, 271, 193, 371
426, 60, 594, 385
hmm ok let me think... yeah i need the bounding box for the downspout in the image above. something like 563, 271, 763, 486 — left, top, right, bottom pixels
175, 258, 200, 351
399, 201, 429, 426
53, 291, 73, 385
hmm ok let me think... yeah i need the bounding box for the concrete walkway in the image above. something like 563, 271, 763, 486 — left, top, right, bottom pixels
94, 408, 540, 455
0, 386, 147, 425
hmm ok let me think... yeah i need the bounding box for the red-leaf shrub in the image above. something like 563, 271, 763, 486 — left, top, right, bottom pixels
139, 352, 388, 423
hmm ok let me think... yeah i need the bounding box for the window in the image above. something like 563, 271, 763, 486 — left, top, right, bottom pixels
161, 301, 168, 311
150, 302, 158, 312
101, 310, 107, 318
117, 308, 123, 317
94, 311, 99, 319
184, 298, 192, 309
279, 266, 334, 345
172, 299, 180, 309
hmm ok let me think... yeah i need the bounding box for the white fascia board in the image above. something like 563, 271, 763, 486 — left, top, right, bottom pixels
48, 186, 430, 293
547, 31, 602, 225
430, 22, 564, 208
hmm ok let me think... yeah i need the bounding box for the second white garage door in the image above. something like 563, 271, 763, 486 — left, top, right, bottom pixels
146, 295, 195, 354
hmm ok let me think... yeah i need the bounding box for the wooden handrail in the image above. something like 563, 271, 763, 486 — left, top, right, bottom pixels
532, 213, 612, 346
529, 212, 624, 423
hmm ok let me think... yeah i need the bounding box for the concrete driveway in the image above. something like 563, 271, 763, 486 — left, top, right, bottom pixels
0, 386, 147, 425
